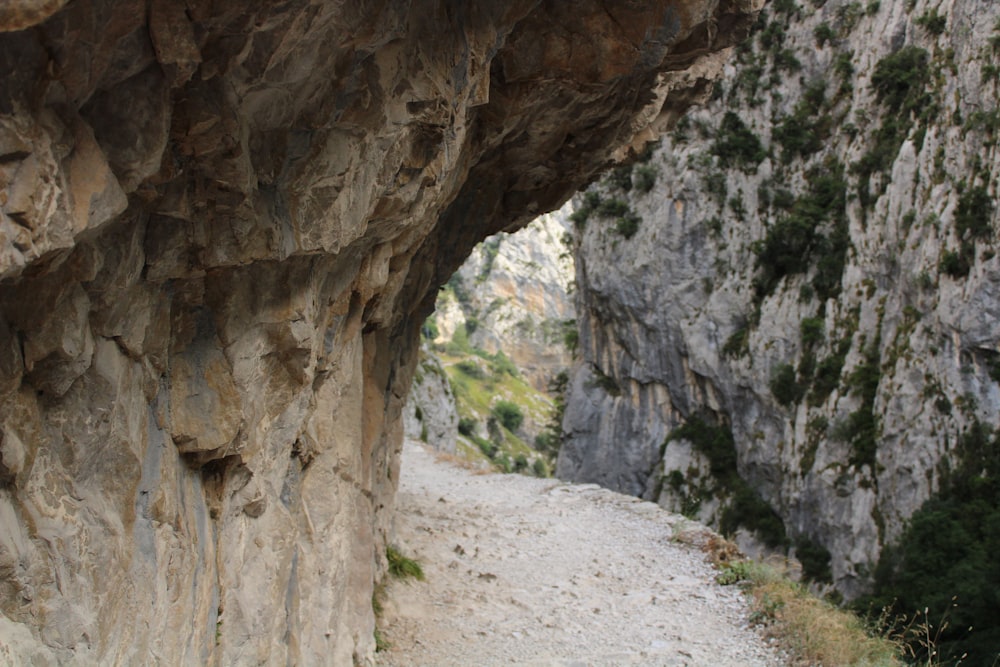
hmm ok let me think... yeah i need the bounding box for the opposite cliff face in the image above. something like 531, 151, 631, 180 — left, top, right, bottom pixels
0, 1, 759, 664
433, 203, 575, 393
561, 0, 1000, 624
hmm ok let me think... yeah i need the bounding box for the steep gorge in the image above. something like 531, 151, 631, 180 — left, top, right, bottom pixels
560, 0, 1000, 659
0, 0, 760, 664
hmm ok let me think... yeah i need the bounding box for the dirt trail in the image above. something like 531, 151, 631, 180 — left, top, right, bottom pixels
375, 441, 786, 667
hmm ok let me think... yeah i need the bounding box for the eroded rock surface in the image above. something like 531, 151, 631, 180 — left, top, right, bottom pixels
0, 0, 759, 663
560, 0, 1000, 601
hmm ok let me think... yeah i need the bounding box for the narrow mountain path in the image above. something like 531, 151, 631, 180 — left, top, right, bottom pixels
375, 441, 786, 667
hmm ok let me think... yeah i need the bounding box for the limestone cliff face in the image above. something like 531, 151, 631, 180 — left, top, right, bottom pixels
402, 349, 457, 454
560, 0, 1000, 599
434, 203, 575, 392
0, 0, 759, 663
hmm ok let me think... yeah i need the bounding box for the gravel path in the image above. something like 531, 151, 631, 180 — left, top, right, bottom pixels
375, 442, 786, 667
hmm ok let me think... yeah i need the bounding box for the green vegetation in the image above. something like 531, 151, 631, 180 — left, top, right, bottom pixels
477, 236, 502, 282
915, 8, 947, 35
457, 417, 476, 437
954, 185, 993, 244
569, 190, 602, 229
770, 363, 805, 407
712, 111, 766, 171
813, 22, 835, 47
491, 400, 524, 432
809, 339, 850, 405
614, 211, 641, 239
833, 51, 855, 97
723, 324, 751, 358
665, 417, 787, 548
942, 183, 997, 278
853, 47, 932, 209
939, 249, 969, 279
861, 422, 1000, 666
562, 320, 579, 357
606, 164, 633, 192
711, 549, 902, 665
386, 545, 425, 581
771, 81, 832, 163
800, 317, 824, 347
568, 188, 642, 239
795, 536, 833, 584
441, 346, 554, 477
633, 164, 658, 193
836, 341, 882, 470
534, 370, 568, 464
421, 315, 439, 341
456, 359, 487, 379
447, 273, 472, 307
591, 366, 621, 397
753, 160, 849, 301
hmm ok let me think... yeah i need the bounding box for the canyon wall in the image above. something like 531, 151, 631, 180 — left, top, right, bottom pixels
560, 0, 1000, 604
0, 0, 759, 663
432, 202, 575, 392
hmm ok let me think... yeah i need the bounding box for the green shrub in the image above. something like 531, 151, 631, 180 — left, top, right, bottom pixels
795, 536, 833, 583
666, 416, 788, 548
771, 0, 799, 15
753, 161, 848, 301
772, 82, 831, 163
809, 346, 848, 405
772, 48, 802, 73
813, 23, 835, 47
474, 435, 497, 458
836, 1, 867, 30
633, 164, 657, 193
457, 417, 477, 437
940, 249, 970, 278
915, 8, 946, 35
720, 485, 789, 549
592, 367, 621, 396
606, 165, 633, 192
563, 321, 579, 355
759, 20, 787, 52
513, 454, 529, 472
421, 316, 439, 341
855, 47, 932, 209
615, 211, 641, 239
800, 317, 825, 347
569, 191, 602, 229
667, 416, 738, 479
494, 452, 512, 473
842, 344, 881, 469
491, 400, 524, 432
531, 458, 549, 477
770, 363, 804, 406
955, 185, 994, 244
712, 112, 766, 171
597, 198, 630, 218
488, 350, 519, 378
456, 359, 486, 379
833, 51, 855, 96
723, 325, 751, 358
863, 422, 1000, 666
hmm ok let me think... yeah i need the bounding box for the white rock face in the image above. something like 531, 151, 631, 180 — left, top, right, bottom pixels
403, 351, 459, 454
560, 0, 1000, 599
436, 203, 576, 392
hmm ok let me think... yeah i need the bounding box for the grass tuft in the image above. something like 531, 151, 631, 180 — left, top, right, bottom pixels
386, 545, 425, 581
706, 538, 904, 666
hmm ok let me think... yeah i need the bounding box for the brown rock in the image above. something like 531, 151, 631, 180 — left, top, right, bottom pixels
0, 0, 760, 663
